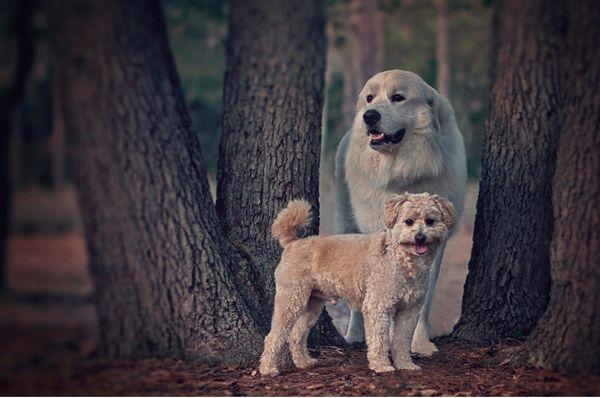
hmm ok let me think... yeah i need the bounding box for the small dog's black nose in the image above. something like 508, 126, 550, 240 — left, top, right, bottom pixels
363, 109, 381, 126
415, 233, 427, 245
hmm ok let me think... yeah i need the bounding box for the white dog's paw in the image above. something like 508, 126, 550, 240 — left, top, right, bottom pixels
344, 330, 365, 344
411, 338, 438, 357
259, 363, 280, 377
294, 357, 318, 369
369, 363, 395, 373
394, 360, 421, 371
345, 312, 366, 343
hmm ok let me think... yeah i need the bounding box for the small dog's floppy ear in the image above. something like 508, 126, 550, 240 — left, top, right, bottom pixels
430, 194, 456, 230
385, 193, 410, 228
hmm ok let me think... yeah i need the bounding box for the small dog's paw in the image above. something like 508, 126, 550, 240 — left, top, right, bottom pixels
394, 360, 421, 371
295, 357, 318, 369
411, 339, 438, 357
370, 363, 395, 373
259, 364, 280, 377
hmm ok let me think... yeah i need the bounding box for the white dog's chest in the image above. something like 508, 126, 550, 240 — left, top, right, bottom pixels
348, 175, 454, 234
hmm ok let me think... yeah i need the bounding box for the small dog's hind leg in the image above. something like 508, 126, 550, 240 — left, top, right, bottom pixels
260, 287, 310, 376
411, 242, 446, 356
288, 297, 324, 369
364, 308, 395, 373
393, 306, 421, 370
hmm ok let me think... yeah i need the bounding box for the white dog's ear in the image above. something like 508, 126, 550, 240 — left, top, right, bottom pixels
431, 92, 454, 132
385, 193, 410, 228
430, 194, 456, 230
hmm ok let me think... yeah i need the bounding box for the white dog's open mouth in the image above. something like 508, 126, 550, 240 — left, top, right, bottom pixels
368, 129, 406, 150
370, 131, 385, 142
414, 244, 429, 255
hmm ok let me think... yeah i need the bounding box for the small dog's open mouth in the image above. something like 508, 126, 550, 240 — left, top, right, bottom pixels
368, 129, 406, 150
414, 244, 429, 255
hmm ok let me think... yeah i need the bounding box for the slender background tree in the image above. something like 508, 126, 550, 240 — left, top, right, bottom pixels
435, 0, 450, 98
0, 0, 34, 293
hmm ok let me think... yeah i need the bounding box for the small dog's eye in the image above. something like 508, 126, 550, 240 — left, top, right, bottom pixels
405, 219, 414, 226
425, 218, 435, 226
391, 94, 405, 102
366, 95, 374, 103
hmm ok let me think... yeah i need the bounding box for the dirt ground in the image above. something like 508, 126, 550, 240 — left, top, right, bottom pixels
2, 185, 599, 395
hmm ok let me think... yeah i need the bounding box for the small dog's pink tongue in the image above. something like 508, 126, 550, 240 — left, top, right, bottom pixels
415, 244, 429, 254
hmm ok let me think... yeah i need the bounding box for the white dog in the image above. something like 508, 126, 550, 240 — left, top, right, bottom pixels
334, 70, 466, 355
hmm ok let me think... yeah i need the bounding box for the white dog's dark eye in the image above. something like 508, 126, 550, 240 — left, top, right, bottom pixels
366, 95, 373, 103
405, 219, 414, 226
391, 94, 405, 102
425, 218, 435, 226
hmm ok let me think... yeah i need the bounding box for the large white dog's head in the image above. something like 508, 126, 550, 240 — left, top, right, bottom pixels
353, 69, 453, 153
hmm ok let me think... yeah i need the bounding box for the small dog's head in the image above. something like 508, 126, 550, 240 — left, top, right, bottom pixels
384, 192, 456, 256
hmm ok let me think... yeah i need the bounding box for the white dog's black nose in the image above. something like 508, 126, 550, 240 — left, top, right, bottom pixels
363, 109, 381, 126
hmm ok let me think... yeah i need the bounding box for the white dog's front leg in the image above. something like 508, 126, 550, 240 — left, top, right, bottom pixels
411, 242, 446, 356
392, 306, 421, 370
345, 310, 366, 343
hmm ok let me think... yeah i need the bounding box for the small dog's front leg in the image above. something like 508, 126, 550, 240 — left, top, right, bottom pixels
364, 309, 395, 373
392, 306, 421, 370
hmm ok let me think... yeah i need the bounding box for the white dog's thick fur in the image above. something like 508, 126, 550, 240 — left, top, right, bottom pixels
334, 70, 467, 355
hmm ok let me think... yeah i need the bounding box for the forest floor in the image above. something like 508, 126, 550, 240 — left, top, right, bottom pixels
2, 186, 599, 395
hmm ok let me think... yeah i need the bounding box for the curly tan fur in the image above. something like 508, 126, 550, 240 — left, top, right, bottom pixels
260, 193, 456, 376
271, 200, 313, 247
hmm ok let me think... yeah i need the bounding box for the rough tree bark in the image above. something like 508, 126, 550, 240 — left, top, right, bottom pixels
453, 0, 563, 340
517, 0, 600, 373
46, 0, 263, 363
217, 0, 343, 345
435, 0, 450, 98
0, 0, 35, 293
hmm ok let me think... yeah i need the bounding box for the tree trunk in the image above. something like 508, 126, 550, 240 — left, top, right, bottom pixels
516, 0, 600, 373
46, 0, 263, 363
348, 0, 384, 90
217, 0, 343, 345
435, 0, 450, 98
453, 0, 563, 340
341, 0, 385, 128
0, 0, 35, 293
50, 68, 67, 187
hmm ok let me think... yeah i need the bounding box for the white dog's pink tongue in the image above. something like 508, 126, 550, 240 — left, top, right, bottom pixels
415, 244, 428, 254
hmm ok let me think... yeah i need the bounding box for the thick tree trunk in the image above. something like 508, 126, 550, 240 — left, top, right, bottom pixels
516, 0, 600, 373
217, 0, 343, 345
0, 0, 35, 293
46, 0, 262, 363
453, 0, 563, 340
435, 0, 450, 98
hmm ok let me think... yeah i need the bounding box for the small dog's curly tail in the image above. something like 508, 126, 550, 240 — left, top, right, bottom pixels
271, 199, 312, 247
